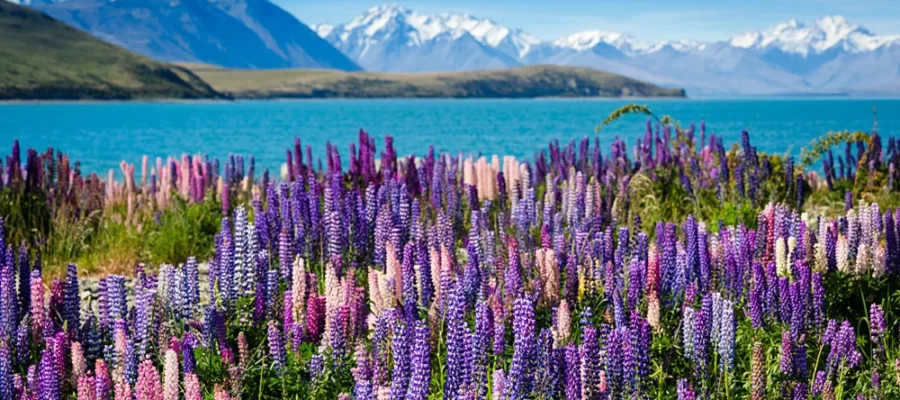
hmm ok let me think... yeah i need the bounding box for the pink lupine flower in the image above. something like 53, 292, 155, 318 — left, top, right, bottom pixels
184, 373, 202, 400
71, 342, 86, 381
113, 374, 133, 400
162, 350, 179, 400
77, 375, 96, 400
135, 359, 163, 400
213, 384, 232, 400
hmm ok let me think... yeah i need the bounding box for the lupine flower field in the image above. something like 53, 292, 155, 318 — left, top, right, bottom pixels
3, 108, 900, 399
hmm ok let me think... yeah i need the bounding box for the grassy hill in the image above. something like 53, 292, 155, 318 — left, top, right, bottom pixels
183, 64, 686, 99
0, 1, 220, 100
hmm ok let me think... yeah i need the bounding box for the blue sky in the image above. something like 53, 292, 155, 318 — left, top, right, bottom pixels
278, 0, 900, 41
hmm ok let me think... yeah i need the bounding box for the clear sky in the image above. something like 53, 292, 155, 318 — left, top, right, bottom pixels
278, 0, 900, 42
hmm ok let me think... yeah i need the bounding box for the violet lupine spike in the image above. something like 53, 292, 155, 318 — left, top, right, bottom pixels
676, 379, 696, 400
38, 347, 60, 400
444, 284, 470, 400
17, 244, 29, 319
581, 326, 601, 399
388, 321, 410, 400
267, 320, 287, 376
870, 304, 887, 360
780, 330, 794, 379
0, 338, 11, 400
564, 344, 581, 400
405, 321, 431, 400
0, 265, 17, 341
472, 300, 492, 400
504, 296, 536, 400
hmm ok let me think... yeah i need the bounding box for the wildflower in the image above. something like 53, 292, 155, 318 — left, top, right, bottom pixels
267, 320, 287, 375
405, 321, 431, 400
677, 379, 696, 400
505, 296, 535, 400
184, 373, 202, 400
162, 349, 179, 400
871, 304, 887, 359
77, 375, 95, 400
136, 359, 163, 400
751, 342, 765, 400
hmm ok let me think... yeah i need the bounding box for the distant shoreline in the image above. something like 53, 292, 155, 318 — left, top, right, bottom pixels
6, 95, 900, 105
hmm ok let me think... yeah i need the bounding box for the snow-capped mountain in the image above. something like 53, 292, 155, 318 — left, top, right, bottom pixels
313, 4, 537, 71
317, 6, 900, 95
729, 16, 895, 56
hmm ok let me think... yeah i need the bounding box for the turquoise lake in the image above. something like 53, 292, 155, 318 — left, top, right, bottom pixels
1, 98, 898, 176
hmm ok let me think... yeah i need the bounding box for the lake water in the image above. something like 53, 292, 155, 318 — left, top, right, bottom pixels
2, 98, 898, 177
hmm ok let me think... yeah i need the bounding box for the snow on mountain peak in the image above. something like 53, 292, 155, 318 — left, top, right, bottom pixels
552, 30, 655, 55
319, 4, 539, 57
729, 15, 889, 55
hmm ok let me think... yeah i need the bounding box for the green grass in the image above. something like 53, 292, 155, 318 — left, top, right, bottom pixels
0, 1, 220, 100
183, 64, 687, 99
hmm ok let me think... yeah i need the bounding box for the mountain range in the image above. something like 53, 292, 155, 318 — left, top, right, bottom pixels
0, 0, 220, 99
314, 5, 900, 95
11, 0, 360, 70
7, 0, 899, 95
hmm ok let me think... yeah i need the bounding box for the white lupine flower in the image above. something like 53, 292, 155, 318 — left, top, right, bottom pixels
856, 243, 869, 275
836, 235, 850, 273
776, 237, 790, 277
873, 244, 886, 278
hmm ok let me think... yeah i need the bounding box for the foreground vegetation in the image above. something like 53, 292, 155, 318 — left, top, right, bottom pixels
1, 106, 900, 399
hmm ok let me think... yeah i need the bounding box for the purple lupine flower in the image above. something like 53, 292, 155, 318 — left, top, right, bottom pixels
445, 284, 470, 399
388, 321, 410, 400
532, 329, 559, 399
604, 327, 625, 398
677, 378, 696, 400
778, 278, 791, 323
472, 300, 492, 399
265, 270, 279, 319
16, 316, 30, 366
184, 257, 200, 315
267, 320, 287, 375
505, 296, 535, 400
749, 287, 763, 329
0, 338, 12, 400
63, 264, 80, 334
182, 339, 196, 376
631, 314, 652, 392
401, 242, 418, 322
822, 319, 837, 347
17, 245, 29, 324
0, 265, 16, 341
871, 304, 886, 359
38, 347, 59, 400
794, 341, 808, 381
328, 307, 349, 363
581, 326, 601, 399
692, 296, 712, 377
405, 321, 430, 400
564, 344, 581, 400
812, 273, 825, 332
780, 330, 793, 377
